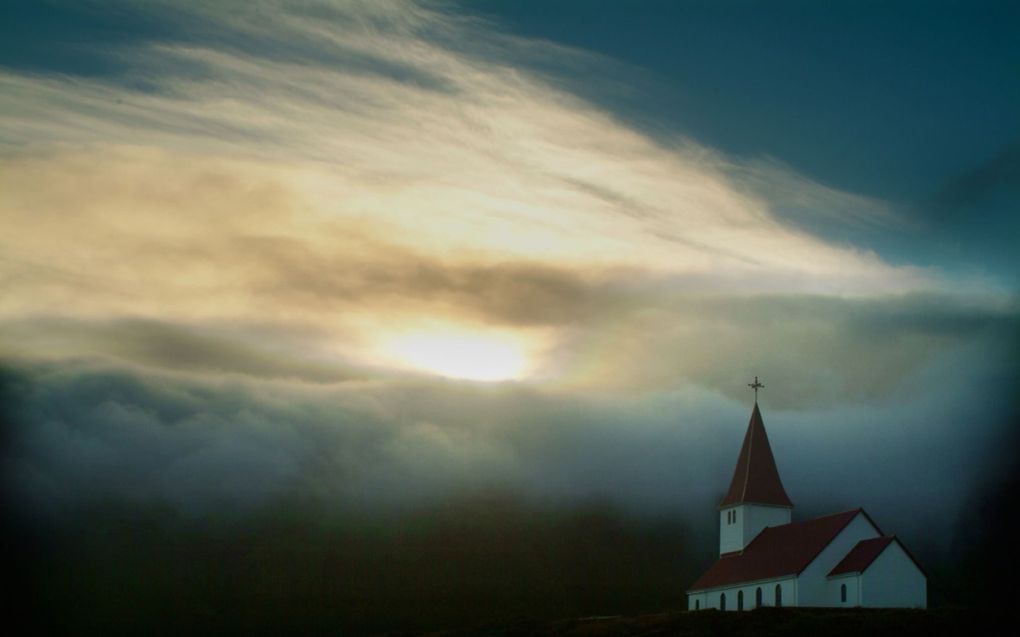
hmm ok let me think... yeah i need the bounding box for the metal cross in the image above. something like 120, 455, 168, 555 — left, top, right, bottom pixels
748, 376, 764, 402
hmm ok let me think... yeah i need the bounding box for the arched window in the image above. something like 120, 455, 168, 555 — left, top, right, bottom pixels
737, 590, 744, 611
841, 583, 847, 603
720, 593, 727, 611
775, 584, 782, 607
756, 587, 763, 607
695, 599, 700, 610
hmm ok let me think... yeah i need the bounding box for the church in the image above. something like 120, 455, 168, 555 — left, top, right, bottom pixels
687, 381, 927, 610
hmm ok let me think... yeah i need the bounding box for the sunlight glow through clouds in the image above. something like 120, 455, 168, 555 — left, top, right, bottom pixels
379, 325, 537, 382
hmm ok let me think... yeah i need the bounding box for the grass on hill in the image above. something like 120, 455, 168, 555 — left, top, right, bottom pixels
422, 607, 1002, 637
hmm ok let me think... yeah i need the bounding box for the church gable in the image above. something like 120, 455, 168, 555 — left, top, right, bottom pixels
851, 538, 927, 608
824, 536, 927, 608
829, 536, 927, 578
794, 510, 882, 606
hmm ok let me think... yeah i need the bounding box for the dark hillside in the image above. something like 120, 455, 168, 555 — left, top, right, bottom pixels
424, 607, 1003, 637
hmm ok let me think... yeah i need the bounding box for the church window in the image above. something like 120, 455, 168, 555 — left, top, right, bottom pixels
775, 584, 782, 607
756, 587, 762, 607
737, 590, 744, 611
841, 583, 847, 603
720, 593, 726, 611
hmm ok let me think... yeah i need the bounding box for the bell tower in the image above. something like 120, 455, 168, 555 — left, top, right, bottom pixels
719, 380, 793, 555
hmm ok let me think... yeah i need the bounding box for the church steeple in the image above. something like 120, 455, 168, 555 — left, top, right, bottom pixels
718, 386, 794, 555
720, 402, 793, 508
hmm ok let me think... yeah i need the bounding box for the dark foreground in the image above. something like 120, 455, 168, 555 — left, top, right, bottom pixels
421, 607, 1006, 637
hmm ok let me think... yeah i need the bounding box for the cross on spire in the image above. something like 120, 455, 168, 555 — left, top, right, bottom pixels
748, 376, 764, 402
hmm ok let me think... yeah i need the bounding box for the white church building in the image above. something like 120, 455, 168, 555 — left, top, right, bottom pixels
687, 389, 927, 610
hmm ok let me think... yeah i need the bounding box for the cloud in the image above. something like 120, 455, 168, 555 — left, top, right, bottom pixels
1, 0, 937, 308
930, 143, 1020, 213
6, 0, 985, 410
3, 332, 1015, 550
2, 278, 1015, 410
0, 316, 364, 383
550, 292, 1020, 405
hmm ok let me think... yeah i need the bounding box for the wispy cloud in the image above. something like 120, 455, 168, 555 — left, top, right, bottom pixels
1, 0, 967, 395
2, 1, 930, 291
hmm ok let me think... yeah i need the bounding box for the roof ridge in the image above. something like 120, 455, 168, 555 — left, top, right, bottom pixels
688, 508, 868, 592
814, 507, 862, 520
794, 510, 864, 577
739, 405, 755, 501
770, 508, 860, 530
827, 535, 897, 577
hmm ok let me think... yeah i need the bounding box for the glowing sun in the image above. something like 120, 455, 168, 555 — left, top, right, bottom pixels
381, 326, 532, 382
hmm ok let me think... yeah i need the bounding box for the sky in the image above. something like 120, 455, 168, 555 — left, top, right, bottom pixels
2, 0, 1019, 630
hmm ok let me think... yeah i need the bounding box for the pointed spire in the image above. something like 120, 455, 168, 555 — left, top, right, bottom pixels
720, 402, 793, 508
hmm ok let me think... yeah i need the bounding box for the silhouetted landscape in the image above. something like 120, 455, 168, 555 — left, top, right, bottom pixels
435, 607, 1011, 637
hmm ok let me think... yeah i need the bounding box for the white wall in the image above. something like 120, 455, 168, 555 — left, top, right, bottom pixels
719, 504, 792, 555
742, 505, 792, 548
688, 592, 705, 610
796, 512, 881, 606
688, 577, 795, 611
861, 541, 927, 608
828, 574, 860, 607
719, 506, 741, 555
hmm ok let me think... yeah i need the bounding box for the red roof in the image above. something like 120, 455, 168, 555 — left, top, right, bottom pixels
720, 403, 793, 508
689, 509, 872, 591
828, 535, 927, 577
828, 536, 894, 576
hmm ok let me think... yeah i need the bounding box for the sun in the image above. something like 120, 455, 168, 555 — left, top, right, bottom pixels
381, 326, 532, 382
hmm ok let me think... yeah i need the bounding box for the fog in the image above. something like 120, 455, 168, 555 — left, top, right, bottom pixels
3, 328, 1018, 630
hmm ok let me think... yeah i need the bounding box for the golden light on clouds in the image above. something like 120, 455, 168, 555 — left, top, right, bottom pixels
0, 0, 977, 395
378, 324, 536, 382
